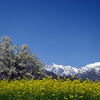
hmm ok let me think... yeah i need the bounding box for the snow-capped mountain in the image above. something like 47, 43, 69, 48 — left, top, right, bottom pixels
45, 62, 100, 80
45, 63, 78, 76
78, 62, 100, 74
77, 62, 100, 80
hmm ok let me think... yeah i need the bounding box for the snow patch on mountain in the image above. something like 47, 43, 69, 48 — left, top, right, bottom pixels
45, 62, 100, 76
78, 62, 100, 74
45, 63, 78, 76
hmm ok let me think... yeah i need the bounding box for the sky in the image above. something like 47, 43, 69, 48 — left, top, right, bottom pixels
0, 0, 100, 67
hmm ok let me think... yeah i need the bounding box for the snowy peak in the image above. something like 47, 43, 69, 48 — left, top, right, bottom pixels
45, 62, 100, 77
79, 62, 100, 73
45, 63, 78, 76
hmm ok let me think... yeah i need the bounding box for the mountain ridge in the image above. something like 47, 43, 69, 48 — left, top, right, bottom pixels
45, 62, 100, 80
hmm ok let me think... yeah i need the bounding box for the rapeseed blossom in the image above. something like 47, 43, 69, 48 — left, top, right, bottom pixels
0, 77, 100, 100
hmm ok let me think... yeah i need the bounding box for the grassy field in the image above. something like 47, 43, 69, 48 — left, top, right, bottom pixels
0, 77, 100, 100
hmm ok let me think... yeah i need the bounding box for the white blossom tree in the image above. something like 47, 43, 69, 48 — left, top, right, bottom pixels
0, 36, 46, 80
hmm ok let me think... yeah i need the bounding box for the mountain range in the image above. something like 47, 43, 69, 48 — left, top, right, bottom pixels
45, 62, 100, 80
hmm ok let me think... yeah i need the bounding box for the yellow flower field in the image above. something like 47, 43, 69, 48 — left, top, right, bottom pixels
0, 77, 100, 100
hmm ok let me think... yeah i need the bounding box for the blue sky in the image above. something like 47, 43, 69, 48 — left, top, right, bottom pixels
0, 0, 100, 67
